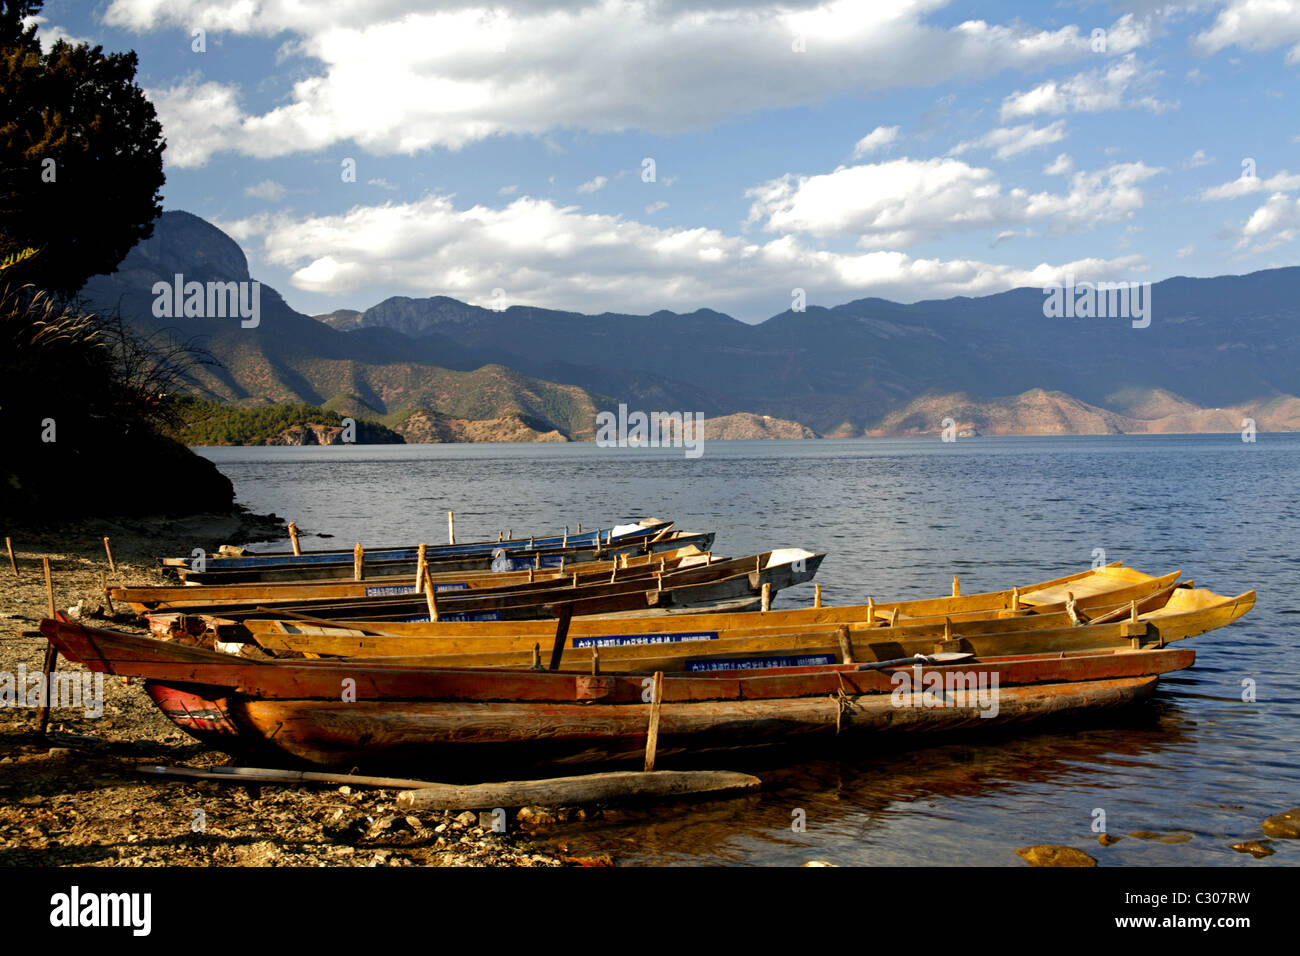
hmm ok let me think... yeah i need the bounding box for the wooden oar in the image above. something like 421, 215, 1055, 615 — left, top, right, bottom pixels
855, 651, 974, 672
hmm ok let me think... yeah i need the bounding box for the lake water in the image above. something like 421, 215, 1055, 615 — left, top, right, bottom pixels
196, 435, 1298, 866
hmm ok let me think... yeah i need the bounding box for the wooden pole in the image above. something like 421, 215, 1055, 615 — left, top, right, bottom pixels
548, 603, 574, 671
424, 577, 440, 622
398, 769, 761, 812
591, 646, 600, 675
5, 536, 16, 577
836, 624, 855, 664
36, 557, 58, 735
287, 522, 301, 556
353, 543, 363, 581
448, 511, 455, 545
103, 537, 116, 575
761, 581, 771, 612
952, 575, 960, 597
814, 584, 822, 608
415, 543, 427, 592
101, 570, 114, 616
644, 671, 665, 772
866, 596, 875, 624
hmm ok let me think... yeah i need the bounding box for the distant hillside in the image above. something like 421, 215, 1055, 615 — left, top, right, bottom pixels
80, 211, 1300, 440
168, 398, 404, 446
867, 388, 1300, 436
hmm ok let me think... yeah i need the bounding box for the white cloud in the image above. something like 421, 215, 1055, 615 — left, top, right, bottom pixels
245, 179, 287, 201
1234, 192, 1300, 251
22, 15, 91, 51
1184, 149, 1213, 169
1193, 0, 1300, 64
951, 120, 1068, 160
577, 176, 608, 194
1176, 243, 1196, 257
105, 0, 1147, 167
219, 192, 1147, 317
999, 54, 1174, 120
369, 178, 398, 190
852, 125, 900, 157
746, 155, 1160, 245
1201, 169, 1300, 200
645, 201, 668, 214
498, 184, 519, 196
1043, 153, 1073, 175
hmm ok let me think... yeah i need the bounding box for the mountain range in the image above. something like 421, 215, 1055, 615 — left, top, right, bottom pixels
80, 211, 1300, 441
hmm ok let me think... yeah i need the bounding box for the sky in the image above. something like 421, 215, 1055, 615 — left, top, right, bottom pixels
27, 0, 1300, 322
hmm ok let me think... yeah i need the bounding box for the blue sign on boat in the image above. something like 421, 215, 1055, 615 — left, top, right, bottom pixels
572, 632, 717, 649
685, 654, 837, 673
434, 582, 469, 591
364, 586, 418, 596
396, 611, 504, 622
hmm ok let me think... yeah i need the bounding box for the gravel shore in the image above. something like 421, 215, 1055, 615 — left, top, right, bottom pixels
0, 515, 573, 868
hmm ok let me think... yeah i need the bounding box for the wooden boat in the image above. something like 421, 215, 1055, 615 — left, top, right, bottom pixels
148, 549, 827, 638
247, 583, 1254, 671
173, 530, 716, 585
238, 562, 1181, 653
113, 545, 715, 612
159, 517, 673, 570
40, 616, 1196, 771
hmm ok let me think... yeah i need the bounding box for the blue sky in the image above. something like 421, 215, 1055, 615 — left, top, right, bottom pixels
29, 0, 1300, 322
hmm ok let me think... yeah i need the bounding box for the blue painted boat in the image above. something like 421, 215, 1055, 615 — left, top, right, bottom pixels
158, 518, 671, 569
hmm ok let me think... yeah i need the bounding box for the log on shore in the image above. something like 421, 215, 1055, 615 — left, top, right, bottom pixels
397, 769, 761, 811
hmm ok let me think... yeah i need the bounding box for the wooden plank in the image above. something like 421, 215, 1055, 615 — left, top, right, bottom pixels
397, 769, 761, 811
644, 671, 664, 771
5, 536, 17, 577
548, 604, 574, 671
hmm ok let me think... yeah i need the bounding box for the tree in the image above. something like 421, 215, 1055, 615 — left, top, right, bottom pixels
0, 0, 165, 298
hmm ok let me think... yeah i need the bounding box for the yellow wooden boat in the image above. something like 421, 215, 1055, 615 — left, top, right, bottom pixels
296, 584, 1249, 672
244, 563, 1187, 658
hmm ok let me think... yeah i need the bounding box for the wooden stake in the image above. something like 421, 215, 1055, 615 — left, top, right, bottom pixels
644, 671, 665, 772
866, 596, 875, 624
285, 522, 300, 556
101, 570, 114, 616
424, 577, 440, 622
836, 624, 855, 664
353, 543, 364, 581
548, 603, 574, 671
102, 537, 116, 575
952, 575, 960, 597
591, 646, 600, 675
36, 557, 57, 735
415, 543, 427, 592
531, 643, 542, 669
497, 531, 503, 542
5, 536, 16, 577
1011, 586, 1021, 611
814, 584, 822, 608
761, 581, 772, 612
448, 511, 455, 545
577, 522, 582, 533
